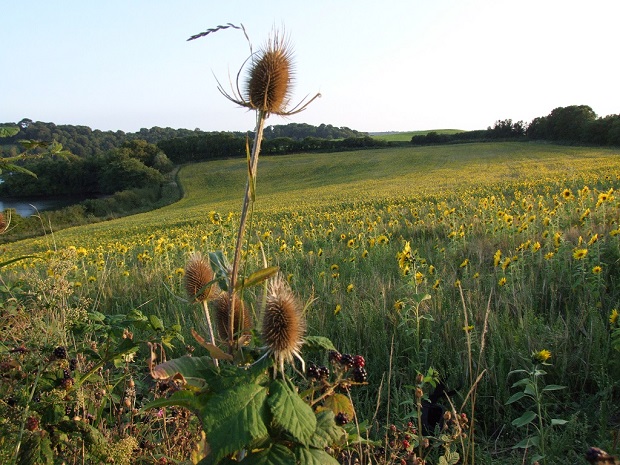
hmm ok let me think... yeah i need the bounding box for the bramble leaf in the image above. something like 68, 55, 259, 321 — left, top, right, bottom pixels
268, 379, 317, 446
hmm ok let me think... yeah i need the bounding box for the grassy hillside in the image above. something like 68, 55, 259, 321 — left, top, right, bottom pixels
3, 141, 620, 464
371, 129, 464, 141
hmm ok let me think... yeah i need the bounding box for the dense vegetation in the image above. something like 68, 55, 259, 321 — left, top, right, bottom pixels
2, 142, 620, 464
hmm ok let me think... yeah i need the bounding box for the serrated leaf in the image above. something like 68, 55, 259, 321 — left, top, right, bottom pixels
235, 266, 279, 292
512, 410, 537, 427
143, 389, 209, 414
268, 379, 317, 446
551, 418, 568, 425
505, 391, 527, 405
203, 383, 269, 464
242, 443, 296, 465
151, 355, 214, 389
323, 393, 354, 419
17, 431, 54, 465
512, 435, 540, 449
310, 410, 346, 448
530, 453, 544, 464
303, 336, 336, 352
439, 450, 460, 465
542, 384, 566, 392
295, 446, 340, 465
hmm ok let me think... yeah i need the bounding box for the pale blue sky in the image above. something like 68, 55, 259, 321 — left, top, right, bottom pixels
2, 0, 618, 133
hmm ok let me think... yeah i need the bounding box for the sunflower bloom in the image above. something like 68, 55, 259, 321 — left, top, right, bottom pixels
610, 309, 619, 325
532, 349, 551, 364
573, 248, 588, 260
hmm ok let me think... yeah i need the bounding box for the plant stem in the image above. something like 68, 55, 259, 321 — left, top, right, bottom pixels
228, 110, 267, 350
202, 300, 218, 367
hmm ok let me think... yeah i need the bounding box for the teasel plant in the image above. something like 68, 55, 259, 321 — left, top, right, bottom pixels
204, 25, 320, 352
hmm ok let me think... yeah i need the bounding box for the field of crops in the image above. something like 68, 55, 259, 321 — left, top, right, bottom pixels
371, 129, 464, 142
2, 141, 620, 463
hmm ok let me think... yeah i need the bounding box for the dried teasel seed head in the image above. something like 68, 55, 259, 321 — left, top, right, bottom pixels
262, 276, 306, 374
184, 252, 217, 302
246, 31, 293, 115
214, 292, 252, 341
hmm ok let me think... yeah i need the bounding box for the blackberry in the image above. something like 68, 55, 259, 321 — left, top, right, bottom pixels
353, 355, 366, 368
335, 412, 350, 425
60, 377, 74, 390
69, 358, 78, 371
65, 405, 73, 416
26, 416, 39, 431
318, 365, 330, 379
340, 353, 354, 369
352, 366, 368, 383
328, 350, 342, 365
306, 362, 320, 380
63, 369, 72, 379
33, 393, 41, 403
53, 346, 68, 360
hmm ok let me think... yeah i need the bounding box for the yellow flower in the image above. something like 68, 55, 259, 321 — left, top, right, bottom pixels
330, 264, 339, 271
432, 279, 441, 289
454, 279, 461, 288
334, 304, 341, 315
175, 267, 185, 276
415, 271, 424, 285
587, 234, 598, 246
394, 300, 404, 311
532, 349, 551, 364
463, 325, 474, 333
361, 249, 369, 258
501, 257, 511, 270
460, 258, 469, 268
532, 242, 541, 253
498, 277, 507, 286
609, 309, 619, 325
346, 283, 354, 293
592, 265, 602, 274
561, 188, 573, 200
428, 265, 435, 275
493, 250, 502, 267
573, 248, 588, 260
377, 235, 389, 245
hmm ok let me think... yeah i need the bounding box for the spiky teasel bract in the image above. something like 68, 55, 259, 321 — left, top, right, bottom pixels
184, 252, 217, 302
213, 292, 252, 343
262, 275, 306, 376
217, 28, 320, 117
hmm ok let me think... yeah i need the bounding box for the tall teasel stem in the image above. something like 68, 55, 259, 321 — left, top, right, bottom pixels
228, 110, 267, 348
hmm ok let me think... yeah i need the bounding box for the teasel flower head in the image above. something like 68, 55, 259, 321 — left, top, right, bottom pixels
214, 292, 252, 343
217, 28, 321, 117
261, 275, 306, 376
184, 252, 217, 302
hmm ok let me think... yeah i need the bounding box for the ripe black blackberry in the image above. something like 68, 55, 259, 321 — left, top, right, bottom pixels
340, 353, 354, 369
318, 365, 330, 379
306, 362, 320, 380
33, 393, 41, 403
352, 366, 368, 383
53, 346, 68, 359
63, 369, 72, 379
69, 358, 78, 371
335, 412, 350, 425
328, 350, 342, 365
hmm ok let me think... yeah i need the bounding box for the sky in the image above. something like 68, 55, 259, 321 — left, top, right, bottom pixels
2, 0, 619, 134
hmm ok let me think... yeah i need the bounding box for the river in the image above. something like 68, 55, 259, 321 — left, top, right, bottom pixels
0, 197, 83, 217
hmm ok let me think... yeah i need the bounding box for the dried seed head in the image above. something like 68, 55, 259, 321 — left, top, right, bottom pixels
214, 292, 252, 341
246, 32, 293, 115
262, 276, 306, 374
184, 252, 217, 302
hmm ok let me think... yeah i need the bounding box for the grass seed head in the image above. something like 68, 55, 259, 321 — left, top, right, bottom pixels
184, 252, 217, 302
262, 276, 306, 373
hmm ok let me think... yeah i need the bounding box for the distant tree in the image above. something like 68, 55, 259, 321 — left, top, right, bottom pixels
546, 105, 597, 142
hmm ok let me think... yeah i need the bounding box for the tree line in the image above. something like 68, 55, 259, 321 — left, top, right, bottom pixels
411, 105, 620, 146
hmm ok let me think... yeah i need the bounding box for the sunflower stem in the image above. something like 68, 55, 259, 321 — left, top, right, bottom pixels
228, 110, 268, 351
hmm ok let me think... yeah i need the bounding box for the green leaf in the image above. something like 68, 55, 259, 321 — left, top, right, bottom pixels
208, 250, 230, 291
439, 450, 460, 465
411, 293, 431, 305
542, 384, 566, 392
533, 369, 547, 376
268, 379, 317, 446
295, 446, 340, 465
512, 410, 537, 428
511, 378, 533, 389
551, 418, 568, 426
151, 355, 214, 389
202, 382, 270, 464
523, 383, 536, 397
303, 336, 336, 352
243, 443, 296, 465
143, 389, 209, 414
149, 314, 165, 332
505, 391, 527, 405
310, 410, 346, 449
17, 431, 54, 465
323, 393, 354, 419
235, 266, 279, 292
512, 435, 540, 449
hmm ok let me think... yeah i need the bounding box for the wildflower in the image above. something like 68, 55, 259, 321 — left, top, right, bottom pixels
588, 234, 598, 246
498, 277, 507, 286
377, 235, 389, 245
209, 211, 221, 224
463, 325, 474, 333
317, 248, 323, 256
262, 276, 306, 375
454, 279, 461, 288
592, 265, 602, 274
561, 188, 573, 200
532, 349, 552, 364
532, 242, 541, 253
544, 252, 555, 260
334, 304, 341, 315
214, 293, 252, 342
175, 267, 185, 276
346, 283, 354, 293
428, 264, 435, 275
415, 271, 424, 285
501, 257, 511, 270
347, 238, 355, 248
460, 258, 469, 268
361, 249, 368, 258
394, 300, 404, 311
493, 250, 502, 267
432, 279, 441, 289
330, 264, 339, 271
610, 309, 619, 325
573, 248, 588, 260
